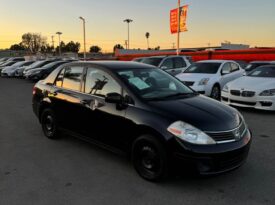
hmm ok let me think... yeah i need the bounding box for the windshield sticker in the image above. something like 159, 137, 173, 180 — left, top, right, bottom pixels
129, 77, 150, 90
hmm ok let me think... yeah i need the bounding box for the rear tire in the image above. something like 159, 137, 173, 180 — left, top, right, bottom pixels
210, 85, 221, 100
41, 108, 60, 139
132, 135, 168, 182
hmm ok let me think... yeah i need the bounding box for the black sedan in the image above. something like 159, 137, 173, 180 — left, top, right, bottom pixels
25, 61, 72, 81
32, 61, 251, 181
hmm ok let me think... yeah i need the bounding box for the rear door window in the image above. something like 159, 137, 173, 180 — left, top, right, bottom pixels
173, 57, 187, 68
160, 58, 173, 69
62, 67, 84, 91
230, 63, 240, 72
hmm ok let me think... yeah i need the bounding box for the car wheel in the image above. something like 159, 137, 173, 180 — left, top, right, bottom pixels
132, 135, 168, 181
210, 85, 221, 100
41, 108, 59, 139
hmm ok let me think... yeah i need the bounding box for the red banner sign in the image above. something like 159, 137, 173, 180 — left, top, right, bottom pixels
170, 5, 188, 34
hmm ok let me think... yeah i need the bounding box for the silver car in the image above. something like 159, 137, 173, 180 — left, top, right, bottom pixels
176, 60, 244, 100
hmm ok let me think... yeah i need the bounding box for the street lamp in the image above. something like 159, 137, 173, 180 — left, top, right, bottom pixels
79, 16, 87, 60
56, 32, 62, 56
123, 19, 133, 49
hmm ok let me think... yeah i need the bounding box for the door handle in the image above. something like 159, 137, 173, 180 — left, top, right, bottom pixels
80, 99, 90, 105
49, 91, 57, 97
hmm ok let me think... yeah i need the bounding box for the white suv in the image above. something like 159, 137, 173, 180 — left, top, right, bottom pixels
140, 55, 192, 76
176, 60, 244, 100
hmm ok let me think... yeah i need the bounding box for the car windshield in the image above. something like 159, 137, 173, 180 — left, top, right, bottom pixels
184, 63, 221, 74
141, 58, 164, 66
245, 63, 269, 72
29, 61, 45, 68
12, 61, 26, 66
116, 68, 195, 101
248, 66, 275, 78
2, 61, 16, 66
42, 61, 61, 68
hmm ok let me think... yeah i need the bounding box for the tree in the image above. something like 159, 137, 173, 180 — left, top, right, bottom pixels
64, 41, 80, 53
21, 33, 47, 53
41, 44, 54, 53
89, 45, 102, 53
145, 32, 150, 49
55, 41, 66, 53
113, 44, 124, 53
10, 43, 26, 51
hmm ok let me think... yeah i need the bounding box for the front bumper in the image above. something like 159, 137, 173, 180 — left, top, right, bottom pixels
190, 84, 212, 96
222, 91, 275, 111
169, 129, 252, 175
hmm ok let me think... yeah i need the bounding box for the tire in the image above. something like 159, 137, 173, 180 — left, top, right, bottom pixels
41, 108, 60, 139
132, 135, 168, 182
210, 85, 221, 100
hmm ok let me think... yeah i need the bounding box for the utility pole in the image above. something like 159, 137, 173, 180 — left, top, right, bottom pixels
51, 35, 55, 48
79, 16, 87, 60
125, 40, 128, 49
177, 0, 181, 55
56, 32, 62, 57
123, 19, 133, 49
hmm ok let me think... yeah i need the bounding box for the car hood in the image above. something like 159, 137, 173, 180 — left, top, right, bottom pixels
148, 95, 241, 132
228, 76, 275, 91
176, 73, 215, 82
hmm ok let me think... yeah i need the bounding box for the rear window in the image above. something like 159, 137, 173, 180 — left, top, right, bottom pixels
142, 58, 164, 66
62, 67, 84, 91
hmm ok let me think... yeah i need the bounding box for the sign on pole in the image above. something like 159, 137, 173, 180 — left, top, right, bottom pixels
170, 5, 189, 34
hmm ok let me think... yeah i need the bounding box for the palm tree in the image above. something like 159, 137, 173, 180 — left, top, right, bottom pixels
145, 32, 150, 49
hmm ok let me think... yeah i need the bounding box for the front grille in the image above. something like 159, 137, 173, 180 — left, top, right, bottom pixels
218, 146, 249, 170
207, 121, 247, 143
182, 81, 194, 86
241, 91, 255, 97
231, 100, 256, 106
231, 90, 241, 96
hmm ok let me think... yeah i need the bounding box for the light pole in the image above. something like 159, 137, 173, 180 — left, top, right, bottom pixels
79, 16, 87, 60
56, 32, 62, 56
123, 19, 133, 49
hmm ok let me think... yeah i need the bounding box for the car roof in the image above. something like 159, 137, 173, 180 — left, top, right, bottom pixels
197, 60, 234, 63
249, 61, 272, 64
68, 61, 157, 70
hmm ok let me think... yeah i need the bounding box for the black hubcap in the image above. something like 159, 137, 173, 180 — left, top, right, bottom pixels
139, 145, 159, 172
44, 114, 54, 135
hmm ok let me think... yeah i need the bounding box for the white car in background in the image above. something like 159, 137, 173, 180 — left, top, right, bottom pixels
222, 65, 275, 111
176, 60, 244, 100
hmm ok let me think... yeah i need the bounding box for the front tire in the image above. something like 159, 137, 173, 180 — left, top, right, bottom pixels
132, 135, 168, 182
210, 85, 221, 100
41, 108, 59, 139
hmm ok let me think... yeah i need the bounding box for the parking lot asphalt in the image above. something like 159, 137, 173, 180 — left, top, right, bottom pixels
0, 78, 275, 205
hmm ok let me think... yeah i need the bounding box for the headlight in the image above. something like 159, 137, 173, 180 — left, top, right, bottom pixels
167, 121, 216, 145
259, 89, 275, 96
222, 84, 229, 93
199, 78, 210, 85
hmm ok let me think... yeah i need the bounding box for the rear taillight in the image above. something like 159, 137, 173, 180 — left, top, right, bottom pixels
32, 87, 37, 95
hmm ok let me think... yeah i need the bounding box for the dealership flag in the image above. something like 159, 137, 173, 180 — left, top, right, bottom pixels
170, 5, 188, 34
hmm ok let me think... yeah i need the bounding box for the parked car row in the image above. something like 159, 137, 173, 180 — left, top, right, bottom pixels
134, 56, 275, 111
0, 57, 76, 81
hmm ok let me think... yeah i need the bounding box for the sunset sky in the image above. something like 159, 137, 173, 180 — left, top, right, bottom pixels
1, 0, 275, 52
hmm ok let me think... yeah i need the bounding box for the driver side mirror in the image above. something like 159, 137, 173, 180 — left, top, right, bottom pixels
105, 92, 123, 104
